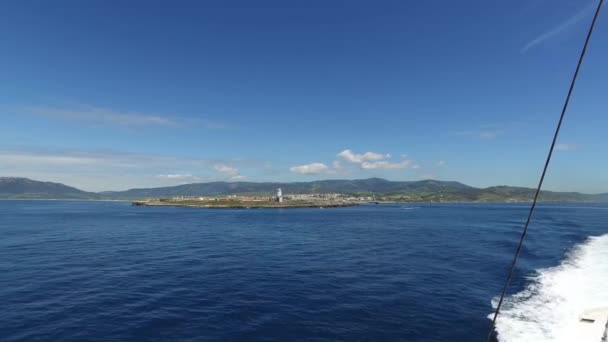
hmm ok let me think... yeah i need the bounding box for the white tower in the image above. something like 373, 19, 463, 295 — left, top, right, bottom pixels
277, 188, 283, 202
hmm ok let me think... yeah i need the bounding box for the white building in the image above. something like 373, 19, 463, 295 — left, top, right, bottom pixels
277, 188, 283, 202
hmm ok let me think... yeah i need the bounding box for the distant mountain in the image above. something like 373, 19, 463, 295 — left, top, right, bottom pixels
100, 178, 477, 199
100, 178, 608, 202
2, 177, 608, 202
0, 177, 100, 199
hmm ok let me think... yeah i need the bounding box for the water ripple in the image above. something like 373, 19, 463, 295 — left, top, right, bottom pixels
1, 201, 606, 341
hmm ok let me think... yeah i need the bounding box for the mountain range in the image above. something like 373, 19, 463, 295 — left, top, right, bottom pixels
0, 177, 100, 199
2, 177, 608, 202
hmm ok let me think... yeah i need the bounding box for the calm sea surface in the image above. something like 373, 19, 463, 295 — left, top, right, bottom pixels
1, 201, 607, 341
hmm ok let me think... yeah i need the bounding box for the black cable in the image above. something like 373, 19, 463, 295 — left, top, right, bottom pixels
486, 1, 605, 341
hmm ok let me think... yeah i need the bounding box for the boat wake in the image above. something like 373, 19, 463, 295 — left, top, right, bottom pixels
490, 233, 608, 342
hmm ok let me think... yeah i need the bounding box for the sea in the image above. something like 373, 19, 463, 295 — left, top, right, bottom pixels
1, 200, 607, 341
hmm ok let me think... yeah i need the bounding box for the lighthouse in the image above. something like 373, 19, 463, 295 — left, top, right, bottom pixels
277, 188, 283, 203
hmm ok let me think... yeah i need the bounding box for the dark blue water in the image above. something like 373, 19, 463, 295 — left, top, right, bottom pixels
1, 201, 607, 341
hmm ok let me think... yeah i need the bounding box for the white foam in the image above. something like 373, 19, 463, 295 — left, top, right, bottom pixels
491, 233, 608, 342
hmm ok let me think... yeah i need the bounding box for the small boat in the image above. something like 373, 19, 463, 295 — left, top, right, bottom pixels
575, 307, 608, 341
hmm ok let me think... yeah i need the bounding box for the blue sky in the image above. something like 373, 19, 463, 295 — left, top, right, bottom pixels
1, 0, 607, 192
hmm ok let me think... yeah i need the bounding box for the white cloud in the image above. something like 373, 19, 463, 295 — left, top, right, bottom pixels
337, 149, 387, 163
335, 149, 416, 171
0, 147, 259, 191
437, 160, 446, 166
361, 160, 411, 170
522, 2, 596, 52
213, 164, 249, 181
289, 162, 329, 174
213, 164, 239, 177
332, 160, 342, 169
556, 143, 577, 151
411, 164, 421, 169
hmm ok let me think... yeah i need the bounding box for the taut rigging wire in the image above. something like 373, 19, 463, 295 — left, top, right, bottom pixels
486, 0, 605, 341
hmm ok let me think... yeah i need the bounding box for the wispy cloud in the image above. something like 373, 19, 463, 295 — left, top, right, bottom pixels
479, 131, 500, 139
456, 130, 502, 140
212, 164, 248, 181
0, 148, 213, 172
418, 173, 436, 180
556, 143, 578, 151
0, 146, 259, 191
0, 153, 102, 166
213, 164, 238, 176
437, 160, 446, 166
522, 2, 596, 52
360, 160, 411, 170
213, 164, 239, 176
23, 105, 177, 127
21, 104, 230, 129
289, 162, 329, 174
156, 174, 200, 181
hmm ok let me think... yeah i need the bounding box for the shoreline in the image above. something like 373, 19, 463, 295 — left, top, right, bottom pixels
132, 200, 359, 209
1, 198, 607, 205
0, 198, 130, 202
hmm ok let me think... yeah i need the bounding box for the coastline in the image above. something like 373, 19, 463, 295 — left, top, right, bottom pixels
1, 198, 607, 204
0, 198, 130, 202
132, 200, 359, 209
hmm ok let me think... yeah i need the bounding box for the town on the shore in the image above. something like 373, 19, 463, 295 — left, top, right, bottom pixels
133, 188, 375, 208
